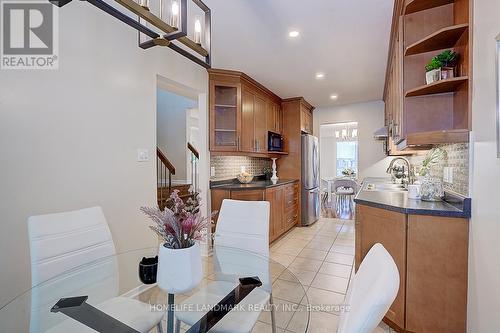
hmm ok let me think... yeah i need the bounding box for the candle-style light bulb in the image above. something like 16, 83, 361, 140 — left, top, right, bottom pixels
171, 0, 179, 28
194, 17, 202, 44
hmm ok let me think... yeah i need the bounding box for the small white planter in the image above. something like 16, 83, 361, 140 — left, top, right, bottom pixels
157, 242, 202, 294
425, 68, 441, 84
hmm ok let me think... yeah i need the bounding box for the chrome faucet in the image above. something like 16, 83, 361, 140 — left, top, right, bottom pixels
386, 157, 413, 185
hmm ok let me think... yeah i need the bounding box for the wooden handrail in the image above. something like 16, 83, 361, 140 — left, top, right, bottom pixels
187, 142, 199, 159
156, 147, 175, 175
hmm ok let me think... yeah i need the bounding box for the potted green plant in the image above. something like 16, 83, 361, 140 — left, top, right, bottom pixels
425, 57, 442, 84
436, 50, 459, 80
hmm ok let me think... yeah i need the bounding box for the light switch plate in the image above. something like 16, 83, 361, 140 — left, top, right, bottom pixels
210, 166, 216, 177
137, 149, 149, 162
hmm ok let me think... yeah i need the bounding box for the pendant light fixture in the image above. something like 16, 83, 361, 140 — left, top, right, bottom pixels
49, 0, 211, 68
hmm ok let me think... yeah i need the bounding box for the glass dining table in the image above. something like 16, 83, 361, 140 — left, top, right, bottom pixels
0, 246, 310, 333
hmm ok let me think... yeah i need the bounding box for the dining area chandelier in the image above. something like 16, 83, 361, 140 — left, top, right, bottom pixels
49, 0, 211, 68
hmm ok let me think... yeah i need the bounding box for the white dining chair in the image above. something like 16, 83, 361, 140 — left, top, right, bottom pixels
337, 243, 400, 333
27, 206, 164, 333
175, 199, 276, 333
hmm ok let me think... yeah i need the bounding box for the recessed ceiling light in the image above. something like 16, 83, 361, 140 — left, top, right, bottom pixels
330, 94, 338, 100
288, 30, 300, 38
315, 73, 325, 79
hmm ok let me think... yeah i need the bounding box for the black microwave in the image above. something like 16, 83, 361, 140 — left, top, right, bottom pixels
268, 131, 284, 152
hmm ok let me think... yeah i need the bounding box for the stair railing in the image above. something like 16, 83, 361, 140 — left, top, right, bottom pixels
187, 142, 199, 194
157, 147, 175, 210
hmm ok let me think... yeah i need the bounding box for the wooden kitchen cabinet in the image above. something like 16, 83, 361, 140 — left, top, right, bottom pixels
355, 204, 469, 332
355, 205, 407, 328
209, 69, 285, 156
406, 214, 468, 333
300, 104, 313, 134
383, 0, 472, 150
267, 101, 282, 134
241, 85, 268, 153
210, 181, 299, 243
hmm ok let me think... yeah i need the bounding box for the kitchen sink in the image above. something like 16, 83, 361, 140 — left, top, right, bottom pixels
365, 183, 407, 192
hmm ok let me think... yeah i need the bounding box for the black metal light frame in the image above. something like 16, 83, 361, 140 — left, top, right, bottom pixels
49, 0, 211, 68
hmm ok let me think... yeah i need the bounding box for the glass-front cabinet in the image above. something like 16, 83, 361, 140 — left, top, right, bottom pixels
210, 81, 240, 151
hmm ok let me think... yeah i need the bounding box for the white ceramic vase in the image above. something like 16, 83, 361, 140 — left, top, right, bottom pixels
157, 242, 202, 294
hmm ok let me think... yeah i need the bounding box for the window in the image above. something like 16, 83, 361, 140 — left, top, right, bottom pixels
336, 141, 358, 176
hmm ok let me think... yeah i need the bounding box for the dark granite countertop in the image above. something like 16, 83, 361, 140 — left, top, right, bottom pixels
210, 177, 298, 190
354, 177, 471, 218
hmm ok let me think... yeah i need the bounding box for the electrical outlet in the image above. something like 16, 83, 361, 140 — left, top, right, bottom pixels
210, 166, 216, 177
137, 149, 149, 162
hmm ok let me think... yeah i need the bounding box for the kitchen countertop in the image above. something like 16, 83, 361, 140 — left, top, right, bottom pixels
210, 178, 298, 190
354, 177, 471, 218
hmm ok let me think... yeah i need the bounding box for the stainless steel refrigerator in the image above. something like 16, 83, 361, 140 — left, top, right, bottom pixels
301, 134, 320, 226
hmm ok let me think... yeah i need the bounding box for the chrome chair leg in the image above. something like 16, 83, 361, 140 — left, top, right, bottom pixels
156, 321, 163, 333
270, 293, 277, 333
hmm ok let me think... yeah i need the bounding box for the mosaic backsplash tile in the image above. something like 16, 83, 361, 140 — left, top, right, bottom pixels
410, 143, 469, 196
210, 156, 271, 180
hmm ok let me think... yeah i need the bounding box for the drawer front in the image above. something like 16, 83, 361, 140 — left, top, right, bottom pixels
285, 208, 299, 228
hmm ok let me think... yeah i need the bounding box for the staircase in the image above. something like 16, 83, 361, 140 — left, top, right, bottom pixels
156, 144, 199, 210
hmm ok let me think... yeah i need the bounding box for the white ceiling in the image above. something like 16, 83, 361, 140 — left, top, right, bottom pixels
206, 0, 394, 108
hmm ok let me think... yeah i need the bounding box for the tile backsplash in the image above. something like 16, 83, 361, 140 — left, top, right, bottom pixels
410, 143, 469, 196
210, 156, 271, 180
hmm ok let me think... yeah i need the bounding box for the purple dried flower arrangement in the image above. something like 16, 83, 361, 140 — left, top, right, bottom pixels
141, 190, 216, 249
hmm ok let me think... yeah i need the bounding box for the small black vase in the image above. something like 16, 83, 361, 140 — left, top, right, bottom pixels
139, 256, 158, 284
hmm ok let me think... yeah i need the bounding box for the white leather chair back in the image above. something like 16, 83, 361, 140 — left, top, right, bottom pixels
28, 206, 116, 286
27, 207, 118, 332
213, 200, 271, 290
337, 243, 399, 333
213, 199, 270, 257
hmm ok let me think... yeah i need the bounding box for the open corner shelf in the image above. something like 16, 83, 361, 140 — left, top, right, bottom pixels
404, 0, 454, 15
405, 23, 469, 56
405, 76, 468, 97
397, 129, 469, 150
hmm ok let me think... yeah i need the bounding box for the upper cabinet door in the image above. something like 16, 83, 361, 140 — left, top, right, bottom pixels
254, 95, 267, 152
210, 82, 240, 151
241, 88, 255, 152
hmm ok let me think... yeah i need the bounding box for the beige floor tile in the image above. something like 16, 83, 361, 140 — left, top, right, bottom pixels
289, 233, 315, 241
288, 308, 339, 333
319, 262, 352, 278
311, 274, 349, 294
272, 279, 307, 304
301, 287, 345, 314
333, 237, 355, 247
311, 235, 336, 244
279, 268, 317, 286
285, 305, 310, 333
275, 245, 303, 257
305, 240, 332, 251
330, 244, 355, 255
251, 321, 285, 333
298, 248, 328, 261
270, 253, 296, 267
258, 297, 297, 329
289, 257, 323, 272
324, 252, 354, 266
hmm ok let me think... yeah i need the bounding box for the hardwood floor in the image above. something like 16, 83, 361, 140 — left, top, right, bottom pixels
321, 193, 355, 220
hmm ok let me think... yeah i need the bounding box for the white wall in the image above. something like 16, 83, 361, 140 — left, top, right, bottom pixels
313, 100, 392, 181
157, 89, 197, 182
467, 0, 500, 330
0, 3, 209, 306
